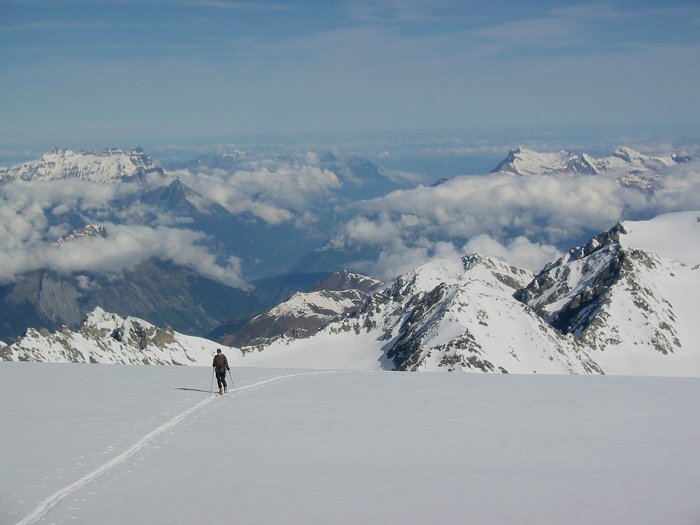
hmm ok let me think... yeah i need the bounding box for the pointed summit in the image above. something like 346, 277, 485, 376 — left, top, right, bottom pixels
55, 223, 107, 244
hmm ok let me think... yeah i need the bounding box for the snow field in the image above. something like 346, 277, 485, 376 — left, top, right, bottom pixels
3, 363, 700, 524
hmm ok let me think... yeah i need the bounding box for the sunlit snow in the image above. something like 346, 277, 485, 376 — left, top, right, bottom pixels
2, 363, 700, 524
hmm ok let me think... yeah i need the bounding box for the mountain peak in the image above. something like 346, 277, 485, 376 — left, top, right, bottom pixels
612, 147, 641, 162
1, 147, 162, 183
218, 270, 382, 348
5, 306, 219, 365
491, 146, 688, 178
517, 211, 700, 369
309, 270, 382, 293
55, 223, 107, 244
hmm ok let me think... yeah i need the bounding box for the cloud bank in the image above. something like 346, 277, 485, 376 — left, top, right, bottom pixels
0, 222, 245, 288
0, 150, 361, 286
176, 160, 342, 226
334, 160, 700, 279
0, 178, 245, 287
2, 150, 699, 287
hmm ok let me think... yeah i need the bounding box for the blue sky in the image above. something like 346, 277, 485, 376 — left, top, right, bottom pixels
1, 0, 699, 149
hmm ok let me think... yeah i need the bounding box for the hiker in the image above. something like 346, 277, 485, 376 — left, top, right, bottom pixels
212, 348, 230, 394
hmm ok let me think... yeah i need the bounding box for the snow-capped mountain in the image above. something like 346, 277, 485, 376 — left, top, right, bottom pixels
0, 147, 163, 183
1, 258, 600, 374
0, 307, 223, 365
244, 255, 601, 374
218, 270, 382, 348
5, 212, 699, 376
241, 211, 700, 375
492, 146, 688, 177
516, 211, 700, 375
55, 223, 107, 244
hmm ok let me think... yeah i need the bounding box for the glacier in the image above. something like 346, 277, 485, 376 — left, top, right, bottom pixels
2, 363, 700, 524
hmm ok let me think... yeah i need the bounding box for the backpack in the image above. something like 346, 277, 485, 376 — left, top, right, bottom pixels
213, 353, 227, 371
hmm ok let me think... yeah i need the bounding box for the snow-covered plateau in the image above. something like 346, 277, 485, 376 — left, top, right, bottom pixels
2, 363, 700, 524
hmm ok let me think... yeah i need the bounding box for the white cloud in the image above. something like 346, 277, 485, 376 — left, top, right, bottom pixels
462, 235, 561, 273
0, 151, 353, 285
350, 244, 434, 282
380, 169, 426, 185
336, 160, 700, 278
0, 223, 245, 288
0, 178, 245, 286
349, 234, 561, 281
342, 173, 628, 246
175, 162, 342, 225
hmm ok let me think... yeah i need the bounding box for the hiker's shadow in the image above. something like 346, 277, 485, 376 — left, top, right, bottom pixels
175, 387, 212, 393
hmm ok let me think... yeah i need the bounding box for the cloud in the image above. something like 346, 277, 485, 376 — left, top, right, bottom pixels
0, 223, 245, 288
379, 169, 426, 185
347, 233, 561, 282
0, 178, 245, 286
334, 159, 700, 278
174, 161, 343, 226
350, 242, 462, 282
461, 235, 561, 273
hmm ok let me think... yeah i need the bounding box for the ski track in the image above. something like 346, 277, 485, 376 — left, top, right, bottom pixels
15, 370, 335, 525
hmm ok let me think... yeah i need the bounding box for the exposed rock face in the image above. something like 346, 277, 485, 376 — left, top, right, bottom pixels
515, 223, 628, 334
515, 213, 700, 373
324, 255, 601, 374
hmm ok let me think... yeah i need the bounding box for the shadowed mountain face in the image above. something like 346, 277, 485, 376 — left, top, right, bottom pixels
215, 270, 383, 348
0, 260, 262, 343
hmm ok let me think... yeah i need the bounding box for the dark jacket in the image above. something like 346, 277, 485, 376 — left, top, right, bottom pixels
213, 353, 229, 372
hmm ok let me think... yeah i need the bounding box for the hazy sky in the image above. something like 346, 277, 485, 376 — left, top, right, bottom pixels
1, 0, 699, 147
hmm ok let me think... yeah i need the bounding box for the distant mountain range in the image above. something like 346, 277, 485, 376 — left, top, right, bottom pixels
0, 146, 400, 279
0, 147, 398, 341
491, 146, 690, 177
4, 211, 699, 377
0, 147, 163, 183
0, 145, 695, 352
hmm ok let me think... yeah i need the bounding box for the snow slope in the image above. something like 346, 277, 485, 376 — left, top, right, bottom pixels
621, 211, 700, 265
2, 363, 700, 525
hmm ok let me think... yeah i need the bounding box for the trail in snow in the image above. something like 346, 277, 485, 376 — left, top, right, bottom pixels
15, 371, 333, 525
